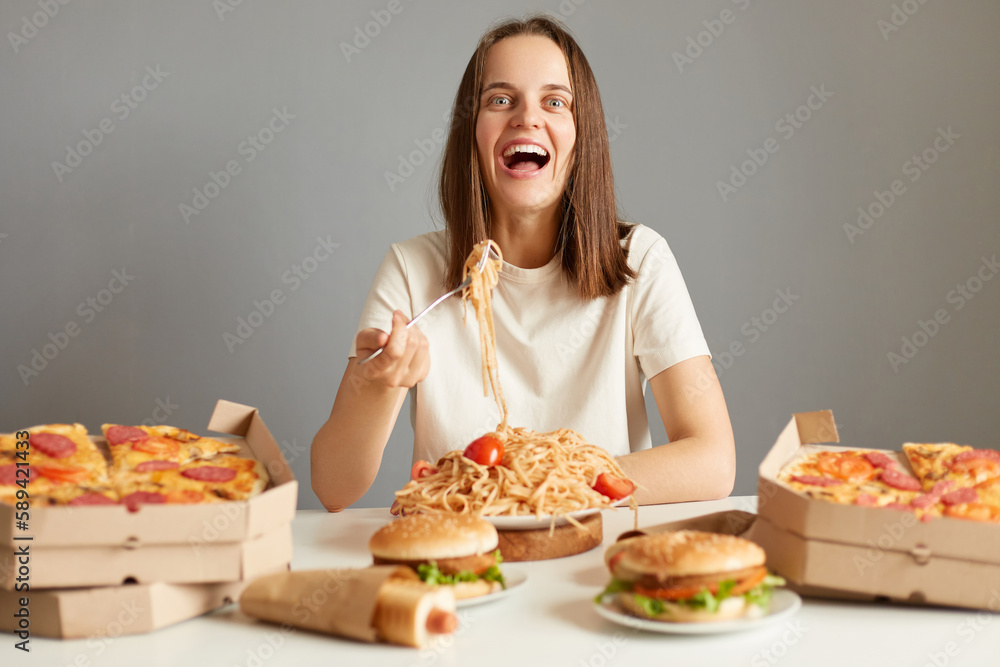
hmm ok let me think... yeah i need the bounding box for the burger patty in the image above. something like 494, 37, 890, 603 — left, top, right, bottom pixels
636, 565, 764, 591
373, 552, 496, 576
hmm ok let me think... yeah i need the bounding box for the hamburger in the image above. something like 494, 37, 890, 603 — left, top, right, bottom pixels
369, 514, 505, 600
596, 530, 785, 622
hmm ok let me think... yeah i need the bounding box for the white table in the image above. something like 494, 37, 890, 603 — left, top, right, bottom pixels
22, 497, 1000, 666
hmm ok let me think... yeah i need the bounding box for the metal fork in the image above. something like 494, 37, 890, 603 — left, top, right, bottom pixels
356, 246, 498, 365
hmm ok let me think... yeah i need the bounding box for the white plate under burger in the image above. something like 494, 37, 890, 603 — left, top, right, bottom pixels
455, 570, 528, 608
593, 589, 802, 635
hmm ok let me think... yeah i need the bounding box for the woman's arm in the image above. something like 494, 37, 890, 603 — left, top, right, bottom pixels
310, 311, 429, 512
616, 355, 735, 504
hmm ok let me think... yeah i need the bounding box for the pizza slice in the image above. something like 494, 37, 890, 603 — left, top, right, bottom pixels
0, 451, 117, 507
102, 423, 241, 471
1, 424, 108, 485
902, 443, 1000, 491
935, 477, 1000, 524
113, 454, 269, 510
779, 449, 925, 512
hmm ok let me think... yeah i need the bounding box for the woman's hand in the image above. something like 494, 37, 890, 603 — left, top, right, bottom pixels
312, 309, 427, 512
356, 310, 430, 389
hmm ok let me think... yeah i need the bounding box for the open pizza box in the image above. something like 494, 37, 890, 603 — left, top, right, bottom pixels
0, 571, 284, 639
0, 400, 297, 590
746, 410, 1000, 610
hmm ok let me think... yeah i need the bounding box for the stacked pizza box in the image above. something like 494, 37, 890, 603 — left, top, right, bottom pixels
746, 410, 1000, 610
0, 400, 297, 638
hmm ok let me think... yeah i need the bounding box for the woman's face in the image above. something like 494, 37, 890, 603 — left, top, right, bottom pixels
475, 35, 576, 220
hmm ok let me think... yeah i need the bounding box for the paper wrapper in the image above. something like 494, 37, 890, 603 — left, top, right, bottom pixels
239, 566, 455, 647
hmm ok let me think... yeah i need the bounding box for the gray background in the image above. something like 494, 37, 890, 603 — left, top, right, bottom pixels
2, 0, 998, 510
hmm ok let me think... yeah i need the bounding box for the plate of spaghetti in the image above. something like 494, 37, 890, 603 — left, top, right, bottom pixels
393, 241, 637, 530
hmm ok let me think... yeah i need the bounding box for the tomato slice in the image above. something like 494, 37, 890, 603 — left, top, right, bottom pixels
633, 566, 768, 600
593, 472, 635, 501
817, 452, 875, 481
410, 460, 438, 480
34, 465, 91, 484
634, 581, 719, 600
729, 567, 768, 595
949, 458, 1000, 478
132, 437, 180, 458
463, 436, 504, 467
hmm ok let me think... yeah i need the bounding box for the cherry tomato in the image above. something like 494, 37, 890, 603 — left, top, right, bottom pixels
410, 460, 438, 480
593, 472, 635, 500
463, 436, 504, 467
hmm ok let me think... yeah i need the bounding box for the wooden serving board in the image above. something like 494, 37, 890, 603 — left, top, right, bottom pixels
497, 513, 603, 562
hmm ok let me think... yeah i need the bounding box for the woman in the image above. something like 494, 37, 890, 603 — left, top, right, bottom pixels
311, 16, 734, 511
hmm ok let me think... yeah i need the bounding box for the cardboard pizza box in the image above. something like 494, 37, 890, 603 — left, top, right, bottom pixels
0, 400, 298, 548
0, 521, 292, 590
750, 410, 1000, 610
0, 575, 276, 639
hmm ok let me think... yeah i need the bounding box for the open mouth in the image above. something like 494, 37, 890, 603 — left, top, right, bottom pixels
502, 144, 550, 172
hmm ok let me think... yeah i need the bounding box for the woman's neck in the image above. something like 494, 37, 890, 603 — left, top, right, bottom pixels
489, 206, 561, 269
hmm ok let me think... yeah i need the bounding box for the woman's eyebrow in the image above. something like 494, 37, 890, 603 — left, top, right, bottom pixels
481, 82, 573, 95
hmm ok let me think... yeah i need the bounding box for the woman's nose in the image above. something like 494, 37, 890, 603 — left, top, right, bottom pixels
511, 103, 541, 129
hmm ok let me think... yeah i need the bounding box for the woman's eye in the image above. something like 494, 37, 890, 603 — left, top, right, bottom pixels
546, 99, 565, 108
491, 97, 510, 106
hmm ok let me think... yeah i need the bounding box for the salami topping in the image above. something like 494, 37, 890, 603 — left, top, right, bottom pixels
0, 464, 36, 486
941, 487, 979, 506
879, 467, 922, 491
930, 480, 955, 495
855, 493, 878, 506
135, 460, 179, 473
30, 433, 77, 459
791, 475, 842, 487
920, 513, 934, 523
912, 480, 956, 508
121, 491, 166, 511
181, 466, 237, 483
106, 425, 148, 446
863, 451, 896, 469
951, 449, 1000, 465
68, 492, 118, 506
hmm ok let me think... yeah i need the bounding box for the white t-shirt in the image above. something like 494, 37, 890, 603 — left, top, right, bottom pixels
349, 224, 710, 464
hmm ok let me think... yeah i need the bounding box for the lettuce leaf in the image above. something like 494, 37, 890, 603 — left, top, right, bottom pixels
416, 551, 506, 589
631, 593, 666, 617
594, 577, 634, 603
596, 573, 787, 616
744, 574, 786, 608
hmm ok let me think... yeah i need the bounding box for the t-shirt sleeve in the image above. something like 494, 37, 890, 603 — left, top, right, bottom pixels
347, 244, 411, 358
631, 236, 711, 380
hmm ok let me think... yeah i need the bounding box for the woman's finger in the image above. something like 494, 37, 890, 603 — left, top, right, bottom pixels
356, 328, 389, 357
382, 310, 409, 362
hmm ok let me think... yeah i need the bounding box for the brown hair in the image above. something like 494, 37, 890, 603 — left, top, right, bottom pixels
439, 15, 635, 299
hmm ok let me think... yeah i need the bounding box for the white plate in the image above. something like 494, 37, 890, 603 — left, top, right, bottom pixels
483, 498, 631, 531
593, 589, 802, 635
455, 570, 528, 608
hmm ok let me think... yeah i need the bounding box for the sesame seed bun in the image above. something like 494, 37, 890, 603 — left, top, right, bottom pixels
369, 514, 498, 561
612, 530, 765, 580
